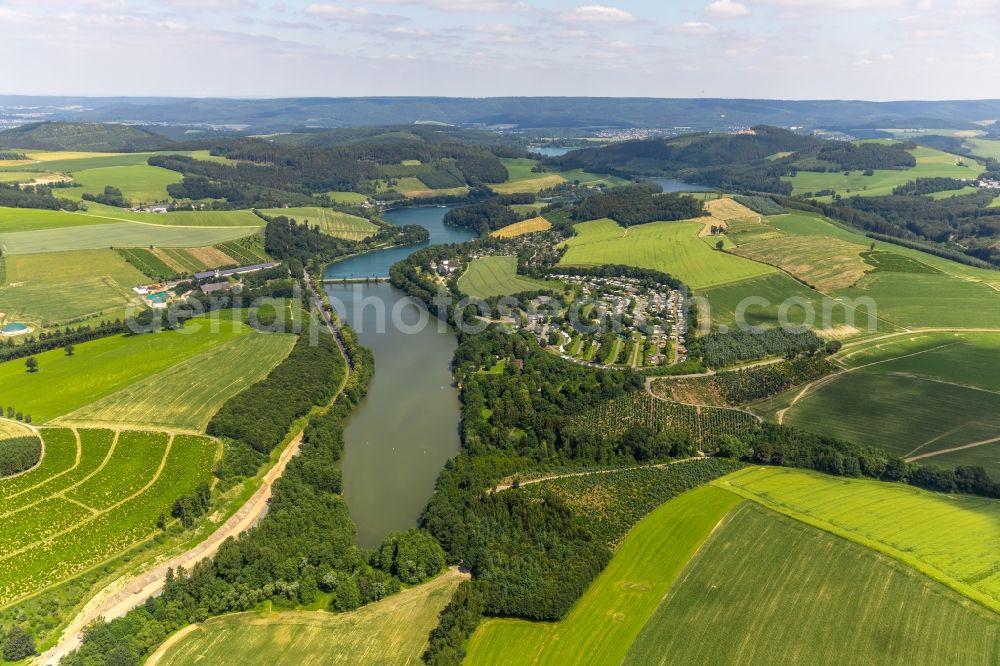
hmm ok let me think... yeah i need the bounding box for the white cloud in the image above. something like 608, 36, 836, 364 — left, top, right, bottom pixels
305, 4, 402, 23
565, 5, 635, 23
753, 0, 905, 7
164, 0, 258, 9
706, 0, 749, 17
668, 21, 718, 34
361, 0, 532, 12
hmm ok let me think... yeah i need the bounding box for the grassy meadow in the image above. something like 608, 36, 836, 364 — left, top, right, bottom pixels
760, 332, 1000, 474
59, 165, 182, 205
491, 216, 552, 238
258, 206, 376, 241
716, 466, 1000, 613
0, 222, 257, 254
457, 255, 561, 299
466, 486, 742, 666
786, 145, 984, 199
626, 501, 1000, 665
0, 317, 260, 423
559, 218, 776, 290
58, 332, 295, 431
0, 249, 147, 325
148, 569, 467, 666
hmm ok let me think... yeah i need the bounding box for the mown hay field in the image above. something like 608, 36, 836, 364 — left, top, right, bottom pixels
457, 255, 561, 299
258, 206, 376, 241
466, 486, 742, 666
491, 216, 552, 238
0, 428, 215, 607
0, 249, 147, 325
626, 501, 1000, 665
59, 332, 295, 431
0, 317, 258, 423
715, 466, 1000, 613
558, 218, 776, 290
149, 568, 467, 666
0, 221, 257, 254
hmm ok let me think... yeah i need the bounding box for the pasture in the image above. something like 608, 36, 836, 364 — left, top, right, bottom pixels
0, 316, 258, 423
0, 221, 257, 254
491, 216, 552, 238
466, 486, 742, 666
0, 249, 147, 325
457, 256, 561, 299
0, 205, 263, 232
0, 427, 216, 607
148, 568, 467, 666
966, 138, 1000, 160
730, 234, 870, 291
491, 158, 567, 194
258, 206, 376, 240
59, 332, 295, 431
626, 502, 1000, 665
699, 272, 880, 336
772, 332, 1000, 474
61, 165, 181, 205
558, 218, 776, 290
785, 145, 984, 199
325, 190, 369, 204
715, 466, 1000, 613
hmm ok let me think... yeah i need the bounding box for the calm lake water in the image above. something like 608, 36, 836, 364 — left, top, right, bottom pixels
324, 206, 476, 548
647, 177, 715, 193
531, 146, 574, 157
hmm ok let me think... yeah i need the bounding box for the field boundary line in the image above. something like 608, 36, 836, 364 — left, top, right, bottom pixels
0, 429, 119, 518
0, 422, 62, 489
906, 436, 1000, 463
0, 433, 171, 564
777, 341, 961, 424
713, 470, 1000, 617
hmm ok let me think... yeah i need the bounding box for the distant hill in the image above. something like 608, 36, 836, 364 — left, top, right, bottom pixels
4, 95, 1000, 133
0, 121, 172, 152
554, 126, 821, 175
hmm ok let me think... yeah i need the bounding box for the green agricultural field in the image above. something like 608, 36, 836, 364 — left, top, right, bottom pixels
258, 206, 376, 240
785, 145, 984, 199
325, 190, 369, 204
559, 218, 776, 290
0, 152, 153, 173
966, 138, 1000, 160
0, 221, 257, 254
699, 272, 885, 337
626, 502, 1000, 665
715, 466, 1000, 614
0, 249, 147, 325
466, 486, 742, 666
0, 428, 215, 606
457, 255, 560, 299
148, 568, 467, 666
0, 316, 260, 423
0, 205, 262, 233
59, 332, 295, 431
60, 165, 181, 205
766, 332, 1000, 474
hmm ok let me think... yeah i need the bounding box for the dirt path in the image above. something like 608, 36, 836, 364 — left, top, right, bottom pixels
40, 277, 351, 665
905, 436, 1000, 463
776, 341, 962, 424
492, 456, 707, 493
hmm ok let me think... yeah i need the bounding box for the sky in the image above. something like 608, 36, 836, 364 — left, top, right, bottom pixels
0, 0, 997, 99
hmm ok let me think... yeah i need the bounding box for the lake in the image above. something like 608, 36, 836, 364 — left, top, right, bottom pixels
531, 146, 574, 157
647, 177, 715, 193
324, 206, 476, 548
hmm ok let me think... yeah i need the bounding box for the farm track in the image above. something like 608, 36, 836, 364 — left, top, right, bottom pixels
906, 436, 1000, 463
41, 272, 352, 665
491, 456, 707, 493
